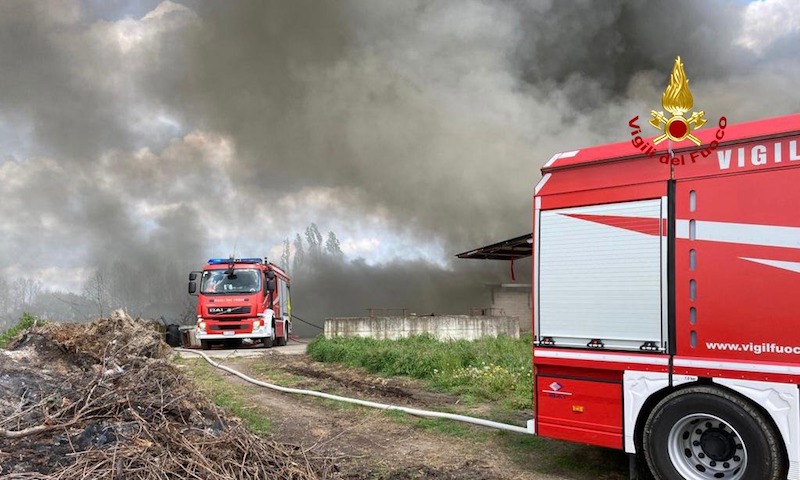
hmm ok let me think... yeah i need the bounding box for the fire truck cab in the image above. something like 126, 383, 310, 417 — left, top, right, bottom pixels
188, 257, 291, 350
531, 113, 800, 479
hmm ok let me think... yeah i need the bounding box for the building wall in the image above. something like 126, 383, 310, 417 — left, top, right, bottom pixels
324, 315, 519, 341
490, 284, 532, 332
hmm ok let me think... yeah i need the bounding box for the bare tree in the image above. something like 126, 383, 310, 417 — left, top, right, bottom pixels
83, 269, 109, 318
105, 261, 135, 314
0, 278, 9, 315
11, 278, 43, 309
30, 290, 94, 322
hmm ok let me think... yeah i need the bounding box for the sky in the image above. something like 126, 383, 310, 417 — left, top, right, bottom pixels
1, 0, 799, 322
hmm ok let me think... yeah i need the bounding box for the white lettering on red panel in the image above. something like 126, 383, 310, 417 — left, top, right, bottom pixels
717, 140, 800, 170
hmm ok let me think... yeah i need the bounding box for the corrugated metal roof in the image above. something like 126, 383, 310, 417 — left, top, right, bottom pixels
456, 233, 532, 260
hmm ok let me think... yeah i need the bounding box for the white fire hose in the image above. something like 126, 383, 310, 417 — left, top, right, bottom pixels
175, 348, 535, 435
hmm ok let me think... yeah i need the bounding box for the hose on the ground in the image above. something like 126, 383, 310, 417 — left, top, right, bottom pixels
175, 348, 534, 435
291, 314, 323, 330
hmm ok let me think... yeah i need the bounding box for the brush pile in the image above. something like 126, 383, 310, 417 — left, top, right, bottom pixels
0, 310, 336, 479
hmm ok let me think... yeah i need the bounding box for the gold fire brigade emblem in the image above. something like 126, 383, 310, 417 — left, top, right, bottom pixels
649, 56, 707, 146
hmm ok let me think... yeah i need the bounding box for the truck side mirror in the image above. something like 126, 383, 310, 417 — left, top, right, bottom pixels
267, 279, 277, 293
266, 271, 276, 280
188, 281, 197, 295
189, 272, 197, 281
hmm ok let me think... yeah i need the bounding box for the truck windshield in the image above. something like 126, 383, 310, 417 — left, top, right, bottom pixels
200, 269, 261, 294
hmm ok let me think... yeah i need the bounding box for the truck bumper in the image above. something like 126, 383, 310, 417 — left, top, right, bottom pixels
196, 318, 279, 340
195, 331, 271, 340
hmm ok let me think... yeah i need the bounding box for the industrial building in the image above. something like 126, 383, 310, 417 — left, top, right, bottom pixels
457, 233, 533, 333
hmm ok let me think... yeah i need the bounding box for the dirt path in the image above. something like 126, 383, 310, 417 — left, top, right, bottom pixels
183, 351, 629, 480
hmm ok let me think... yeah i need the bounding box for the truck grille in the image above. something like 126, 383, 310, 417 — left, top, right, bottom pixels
209, 324, 247, 331
207, 306, 251, 315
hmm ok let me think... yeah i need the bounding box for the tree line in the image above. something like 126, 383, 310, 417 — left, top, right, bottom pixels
0, 223, 344, 331
281, 223, 343, 273
0, 261, 196, 330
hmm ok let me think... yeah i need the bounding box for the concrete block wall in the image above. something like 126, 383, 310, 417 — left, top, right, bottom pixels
324, 315, 520, 341
490, 284, 532, 332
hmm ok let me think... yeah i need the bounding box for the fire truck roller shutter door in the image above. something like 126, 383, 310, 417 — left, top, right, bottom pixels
276, 279, 288, 347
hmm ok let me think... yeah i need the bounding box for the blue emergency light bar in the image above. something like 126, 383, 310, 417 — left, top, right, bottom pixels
207, 257, 264, 265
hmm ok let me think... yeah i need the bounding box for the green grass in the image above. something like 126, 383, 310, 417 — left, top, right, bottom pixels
319, 398, 361, 411
306, 333, 533, 410
248, 363, 305, 387
381, 409, 483, 439
414, 417, 475, 438
0, 313, 42, 349
179, 359, 272, 434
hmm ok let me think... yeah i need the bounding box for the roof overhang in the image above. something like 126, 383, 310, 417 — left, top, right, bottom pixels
456, 233, 533, 260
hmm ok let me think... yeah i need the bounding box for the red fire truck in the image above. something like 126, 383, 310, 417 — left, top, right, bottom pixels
188, 257, 291, 350
527, 113, 800, 479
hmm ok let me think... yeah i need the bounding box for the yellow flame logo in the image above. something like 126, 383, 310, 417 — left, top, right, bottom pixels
649, 56, 706, 146
662, 57, 693, 116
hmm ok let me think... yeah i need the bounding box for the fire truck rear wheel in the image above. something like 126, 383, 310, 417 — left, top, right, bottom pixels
642, 385, 786, 480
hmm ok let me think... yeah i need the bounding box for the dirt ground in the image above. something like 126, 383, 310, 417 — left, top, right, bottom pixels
182, 350, 630, 480
0, 315, 629, 479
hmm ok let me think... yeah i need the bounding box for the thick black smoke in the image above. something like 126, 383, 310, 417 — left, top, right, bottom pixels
288, 255, 524, 337
0, 0, 798, 324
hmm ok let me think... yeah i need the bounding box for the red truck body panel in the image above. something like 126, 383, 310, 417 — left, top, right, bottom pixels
532, 113, 800, 452
536, 374, 623, 449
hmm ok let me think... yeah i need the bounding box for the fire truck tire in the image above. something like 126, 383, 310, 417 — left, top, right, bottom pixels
642, 385, 786, 480
276, 331, 287, 347
263, 322, 276, 348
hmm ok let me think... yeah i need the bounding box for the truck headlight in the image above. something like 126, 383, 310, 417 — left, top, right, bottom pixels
197, 321, 206, 332
253, 320, 261, 329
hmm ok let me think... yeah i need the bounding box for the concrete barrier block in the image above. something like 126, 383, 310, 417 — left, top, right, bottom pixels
324, 315, 520, 341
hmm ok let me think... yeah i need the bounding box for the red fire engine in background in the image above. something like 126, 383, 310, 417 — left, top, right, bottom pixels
188, 257, 291, 350
527, 113, 800, 479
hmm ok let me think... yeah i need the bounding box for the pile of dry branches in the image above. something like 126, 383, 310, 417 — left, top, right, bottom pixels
0, 311, 337, 479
